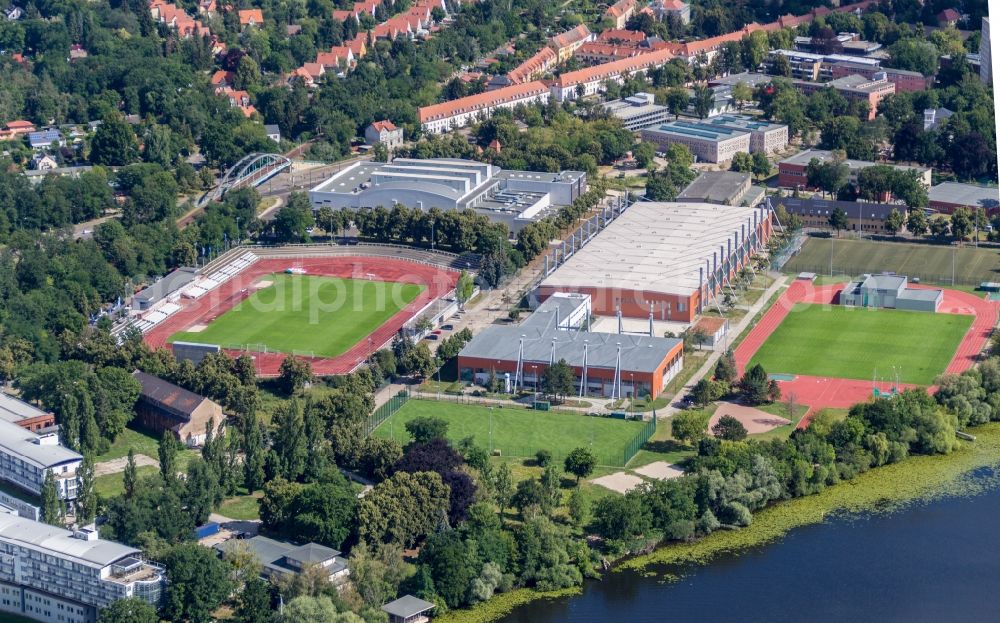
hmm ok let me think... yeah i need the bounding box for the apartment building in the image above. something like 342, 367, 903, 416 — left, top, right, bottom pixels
641, 120, 751, 163
548, 24, 593, 62
0, 419, 80, 501
0, 517, 165, 623
419, 81, 550, 133
600, 92, 672, 131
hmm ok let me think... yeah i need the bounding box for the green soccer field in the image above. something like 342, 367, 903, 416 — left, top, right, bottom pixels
373, 399, 648, 466
783, 237, 1000, 287
749, 304, 973, 385
169, 274, 424, 358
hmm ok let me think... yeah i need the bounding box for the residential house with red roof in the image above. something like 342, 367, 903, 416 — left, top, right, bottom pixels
653, 0, 690, 24
604, 0, 638, 29
238, 8, 264, 27
364, 120, 403, 150
419, 80, 551, 133
507, 47, 558, 84
548, 24, 593, 62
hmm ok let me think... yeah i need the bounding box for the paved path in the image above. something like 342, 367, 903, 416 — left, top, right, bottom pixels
659, 274, 788, 418
94, 454, 158, 477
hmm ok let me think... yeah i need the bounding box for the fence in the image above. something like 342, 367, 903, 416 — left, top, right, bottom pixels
621, 416, 657, 467
366, 389, 410, 436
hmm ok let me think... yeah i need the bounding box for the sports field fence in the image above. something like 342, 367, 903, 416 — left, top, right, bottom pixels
366, 389, 410, 436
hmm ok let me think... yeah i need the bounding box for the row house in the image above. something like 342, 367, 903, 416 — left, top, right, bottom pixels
419, 80, 551, 133
506, 47, 558, 84
548, 24, 593, 62
549, 45, 677, 100
575, 42, 650, 64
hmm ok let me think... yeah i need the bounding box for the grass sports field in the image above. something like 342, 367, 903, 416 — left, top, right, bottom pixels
749, 304, 972, 385
170, 274, 424, 357
784, 237, 1000, 286
374, 399, 647, 466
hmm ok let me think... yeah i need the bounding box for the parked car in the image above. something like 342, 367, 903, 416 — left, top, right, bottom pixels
424, 334, 439, 341
440, 324, 454, 330
432, 329, 443, 335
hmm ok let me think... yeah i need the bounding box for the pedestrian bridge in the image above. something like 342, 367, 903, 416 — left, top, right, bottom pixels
202, 152, 291, 204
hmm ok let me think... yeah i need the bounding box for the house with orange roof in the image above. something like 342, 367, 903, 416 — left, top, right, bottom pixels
419, 80, 551, 133
597, 29, 646, 44
653, 0, 690, 24
346, 36, 367, 57
550, 46, 675, 100
364, 120, 403, 150
197, 0, 217, 15
291, 63, 325, 88
0, 120, 36, 141
548, 24, 593, 62
604, 0, 637, 29
210, 70, 234, 88
576, 42, 650, 65
507, 47, 558, 84
217, 87, 256, 117
238, 8, 263, 27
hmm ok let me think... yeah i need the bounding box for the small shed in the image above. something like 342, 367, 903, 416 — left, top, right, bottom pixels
381, 595, 435, 623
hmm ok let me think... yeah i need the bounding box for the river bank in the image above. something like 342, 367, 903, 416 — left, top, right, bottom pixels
437, 422, 1000, 623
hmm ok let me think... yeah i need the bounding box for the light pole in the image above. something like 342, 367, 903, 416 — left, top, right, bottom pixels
531, 365, 537, 400
488, 406, 494, 453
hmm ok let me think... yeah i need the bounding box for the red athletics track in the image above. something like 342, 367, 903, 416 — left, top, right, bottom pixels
144, 257, 459, 376
733, 280, 999, 429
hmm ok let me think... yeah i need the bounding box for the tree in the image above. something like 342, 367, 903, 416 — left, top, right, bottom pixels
691, 85, 714, 119
885, 208, 904, 235
541, 359, 575, 403
456, 270, 474, 309
163, 543, 234, 623
907, 209, 929, 236
350, 542, 408, 608
568, 488, 590, 527
888, 39, 939, 76
633, 141, 655, 169
158, 431, 181, 485
739, 363, 772, 405
950, 206, 975, 241
731, 81, 753, 110
241, 413, 267, 491
97, 598, 159, 623
751, 152, 771, 180
359, 437, 403, 480
279, 355, 312, 395
76, 454, 97, 525
828, 206, 849, 237
492, 462, 514, 515
273, 193, 316, 242
41, 470, 63, 526
691, 378, 717, 408
714, 350, 737, 383
712, 414, 748, 440
123, 448, 138, 498
731, 152, 753, 173
90, 112, 138, 166
184, 458, 221, 525
272, 400, 308, 480
564, 447, 597, 483
671, 409, 709, 445
235, 577, 272, 623
664, 87, 690, 119
404, 416, 449, 444
358, 471, 450, 547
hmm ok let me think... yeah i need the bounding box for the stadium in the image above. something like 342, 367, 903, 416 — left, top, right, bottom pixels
535, 200, 775, 323
130, 245, 465, 375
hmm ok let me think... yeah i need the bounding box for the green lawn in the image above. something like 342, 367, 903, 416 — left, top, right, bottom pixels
95, 427, 162, 462
95, 465, 157, 498
374, 399, 648, 466
783, 237, 1000, 287
169, 274, 424, 357
749, 304, 972, 385
218, 492, 263, 520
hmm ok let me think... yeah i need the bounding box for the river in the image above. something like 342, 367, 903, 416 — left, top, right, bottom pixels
500, 468, 1000, 623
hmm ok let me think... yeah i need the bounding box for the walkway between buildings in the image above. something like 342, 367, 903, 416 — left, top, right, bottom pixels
659, 273, 789, 418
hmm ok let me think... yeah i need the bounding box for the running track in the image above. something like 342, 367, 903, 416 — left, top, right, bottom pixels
733, 280, 999, 428
144, 257, 458, 376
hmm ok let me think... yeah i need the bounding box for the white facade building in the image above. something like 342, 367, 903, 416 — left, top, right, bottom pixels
0, 419, 81, 501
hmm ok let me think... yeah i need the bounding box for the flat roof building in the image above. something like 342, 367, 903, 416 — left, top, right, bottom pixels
0, 394, 55, 433
0, 418, 80, 501
678, 171, 762, 206
133, 267, 199, 311
458, 293, 685, 399
309, 158, 586, 233
382, 595, 436, 623
841, 274, 942, 312
778, 149, 932, 189
640, 120, 751, 163
928, 182, 1000, 216
600, 92, 672, 131
0, 515, 165, 623
701, 114, 789, 154
793, 73, 895, 120
778, 197, 901, 234
536, 201, 774, 322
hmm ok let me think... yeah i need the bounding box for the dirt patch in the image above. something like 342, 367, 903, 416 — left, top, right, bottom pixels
633, 461, 684, 480
94, 454, 159, 477
591, 472, 645, 494
254, 279, 274, 289
709, 401, 790, 435
186, 324, 208, 333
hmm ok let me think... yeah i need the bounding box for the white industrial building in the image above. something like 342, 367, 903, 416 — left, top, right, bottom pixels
308, 158, 587, 233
